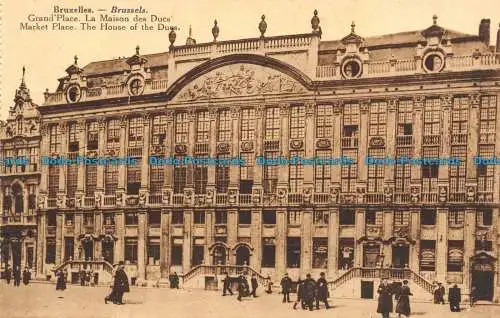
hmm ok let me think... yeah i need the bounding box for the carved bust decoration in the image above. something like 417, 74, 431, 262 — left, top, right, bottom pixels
139, 192, 147, 205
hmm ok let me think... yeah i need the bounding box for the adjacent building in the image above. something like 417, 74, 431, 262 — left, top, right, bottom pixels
2, 12, 500, 301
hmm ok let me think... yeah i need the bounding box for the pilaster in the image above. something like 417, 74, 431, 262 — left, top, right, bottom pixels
463, 208, 476, 295
354, 208, 365, 266
411, 97, 424, 182
55, 213, 63, 264
76, 120, 86, 193
332, 102, 342, 185
229, 107, 240, 188
164, 111, 174, 189
436, 208, 448, 282
250, 208, 262, 271
300, 208, 313, 276
227, 209, 238, 249
253, 105, 264, 187
160, 209, 171, 278
385, 98, 397, 181
117, 116, 128, 191
207, 108, 217, 187
204, 209, 214, 265
438, 95, 452, 182
327, 208, 339, 278
36, 213, 46, 277
303, 102, 315, 186
182, 209, 193, 273
358, 100, 370, 182
137, 211, 147, 280
114, 212, 124, 263
466, 94, 480, 182
410, 208, 420, 271
96, 117, 106, 191
278, 104, 289, 187
276, 208, 286, 276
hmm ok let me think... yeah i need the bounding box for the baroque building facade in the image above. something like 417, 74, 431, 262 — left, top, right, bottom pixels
2, 12, 500, 301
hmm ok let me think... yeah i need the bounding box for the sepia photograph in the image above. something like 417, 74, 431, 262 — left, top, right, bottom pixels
0, 0, 499, 317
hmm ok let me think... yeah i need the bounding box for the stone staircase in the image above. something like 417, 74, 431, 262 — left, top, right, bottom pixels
181, 265, 270, 289
49, 260, 115, 285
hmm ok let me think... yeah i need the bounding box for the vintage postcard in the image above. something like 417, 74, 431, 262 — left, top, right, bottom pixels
0, 0, 499, 317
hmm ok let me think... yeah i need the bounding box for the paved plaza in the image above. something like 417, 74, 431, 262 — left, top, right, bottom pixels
0, 283, 499, 318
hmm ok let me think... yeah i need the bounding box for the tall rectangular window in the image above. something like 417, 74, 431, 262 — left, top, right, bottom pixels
175, 112, 189, 144
194, 159, 208, 194
128, 117, 143, 147
262, 238, 276, 267
420, 240, 436, 271
289, 105, 305, 139
263, 151, 278, 194
422, 147, 439, 193
477, 146, 495, 192
448, 208, 465, 227
66, 164, 78, 199
127, 161, 141, 195
107, 119, 121, 149
312, 238, 328, 268
289, 150, 304, 192
369, 101, 387, 136
48, 166, 59, 198
343, 103, 360, 126
45, 238, 56, 264
449, 146, 466, 193
68, 122, 79, 152
125, 238, 138, 264
397, 100, 413, 135
87, 121, 99, 150
151, 114, 167, 145
287, 211, 301, 225
479, 95, 497, 144
447, 240, 464, 272
215, 210, 227, 224
217, 109, 232, 142
85, 165, 97, 196
173, 157, 186, 194
215, 154, 230, 193
240, 108, 255, 141
196, 111, 210, 142
315, 150, 331, 192
367, 148, 385, 192
105, 165, 118, 195
147, 237, 160, 265
150, 165, 165, 194
286, 237, 301, 268
341, 149, 357, 193
264, 107, 280, 140
316, 105, 333, 138
240, 152, 254, 194
395, 147, 412, 192
452, 97, 469, 134
394, 210, 410, 226
49, 125, 61, 153
424, 98, 441, 135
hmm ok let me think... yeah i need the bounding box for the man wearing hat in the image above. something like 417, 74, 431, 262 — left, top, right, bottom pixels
316, 272, 331, 309
105, 261, 130, 305
280, 273, 292, 303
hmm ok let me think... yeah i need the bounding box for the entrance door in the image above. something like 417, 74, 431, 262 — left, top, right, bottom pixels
361, 281, 374, 299
102, 241, 114, 264
83, 240, 93, 260
363, 245, 379, 268
11, 239, 21, 270
26, 246, 34, 269
472, 271, 494, 301
392, 246, 409, 268
235, 246, 250, 266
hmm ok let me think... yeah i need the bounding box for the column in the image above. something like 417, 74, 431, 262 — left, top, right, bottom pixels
327, 208, 339, 278
410, 208, 420, 271
76, 120, 86, 196
463, 208, 475, 295
494, 92, 500, 203
94, 213, 102, 259
114, 212, 124, 263
332, 102, 342, 187
96, 118, 106, 191
182, 209, 193, 273
252, 105, 264, 189
55, 213, 63, 264
278, 104, 289, 187
207, 108, 217, 188
117, 117, 127, 192
160, 209, 171, 279
466, 95, 480, 183
358, 100, 370, 183
58, 122, 67, 195
354, 208, 365, 266
383, 209, 393, 267
436, 208, 448, 282
185, 111, 196, 189
385, 98, 397, 182
204, 209, 214, 265
164, 112, 174, 190
36, 213, 46, 277
303, 102, 315, 186
229, 107, 240, 188
227, 209, 238, 250
137, 211, 147, 280
74, 213, 82, 260
411, 97, 424, 184
300, 208, 313, 276
276, 208, 286, 276
140, 114, 151, 205
438, 96, 452, 187
250, 208, 262, 270
39, 125, 50, 195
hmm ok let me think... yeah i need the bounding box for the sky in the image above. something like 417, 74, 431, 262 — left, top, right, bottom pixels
1, 0, 499, 120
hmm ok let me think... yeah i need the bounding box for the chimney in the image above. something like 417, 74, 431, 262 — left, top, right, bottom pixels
497, 23, 500, 53
479, 18, 490, 46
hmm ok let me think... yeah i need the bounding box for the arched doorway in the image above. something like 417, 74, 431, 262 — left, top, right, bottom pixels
212, 245, 227, 265
471, 252, 496, 301
235, 245, 250, 266
81, 238, 94, 260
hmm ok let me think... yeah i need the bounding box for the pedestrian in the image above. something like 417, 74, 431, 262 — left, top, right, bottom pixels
86, 268, 91, 286
448, 284, 461, 312
55, 270, 66, 291
237, 274, 248, 301
376, 278, 393, 318
222, 272, 233, 296
250, 274, 258, 297
5, 266, 11, 285
315, 272, 331, 309
395, 280, 412, 318
280, 273, 292, 303
302, 274, 316, 311
13, 266, 21, 287
80, 269, 86, 286
293, 278, 305, 310
470, 286, 477, 307
22, 267, 30, 285
434, 282, 445, 304
105, 261, 129, 305
265, 275, 273, 294
172, 272, 179, 289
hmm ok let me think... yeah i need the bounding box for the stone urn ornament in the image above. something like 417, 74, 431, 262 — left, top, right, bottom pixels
259, 15, 267, 37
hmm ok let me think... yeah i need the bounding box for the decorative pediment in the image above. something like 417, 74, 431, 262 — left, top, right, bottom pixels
175, 63, 305, 101
341, 33, 364, 45
421, 24, 445, 39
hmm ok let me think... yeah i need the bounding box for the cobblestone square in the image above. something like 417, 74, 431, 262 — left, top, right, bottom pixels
1, 283, 499, 318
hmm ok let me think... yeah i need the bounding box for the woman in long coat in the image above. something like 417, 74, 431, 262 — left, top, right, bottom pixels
396, 280, 412, 317
377, 279, 393, 318
55, 270, 66, 291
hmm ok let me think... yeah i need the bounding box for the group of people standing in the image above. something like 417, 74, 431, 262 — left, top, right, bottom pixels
3, 266, 31, 286
376, 279, 412, 318
79, 268, 97, 286
433, 281, 466, 312
280, 272, 330, 311
221, 272, 259, 301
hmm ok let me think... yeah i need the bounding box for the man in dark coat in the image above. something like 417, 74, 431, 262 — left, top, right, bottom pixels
302, 274, 316, 311
237, 274, 248, 301
395, 280, 412, 317
222, 272, 233, 296
250, 274, 258, 297
377, 279, 393, 318
448, 284, 461, 312
22, 268, 30, 285
315, 272, 331, 309
435, 282, 445, 304
4, 266, 12, 284
105, 261, 130, 305
13, 266, 21, 287
55, 270, 66, 291
293, 278, 305, 310
280, 273, 292, 303
172, 272, 180, 289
